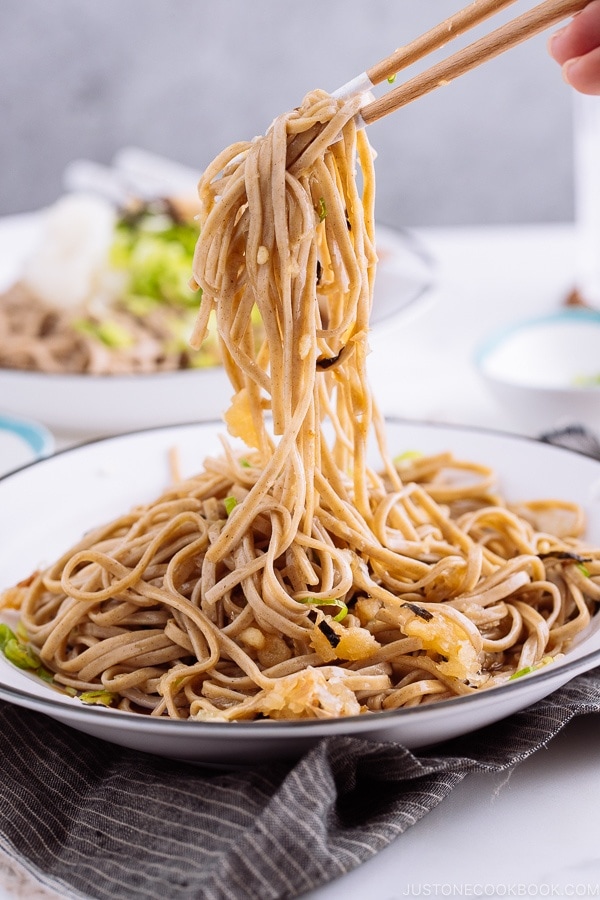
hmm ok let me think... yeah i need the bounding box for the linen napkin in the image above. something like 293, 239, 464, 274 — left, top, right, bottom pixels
0, 425, 598, 900
1, 672, 600, 900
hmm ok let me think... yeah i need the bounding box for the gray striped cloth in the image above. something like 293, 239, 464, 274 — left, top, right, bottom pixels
0, 669, 599, 900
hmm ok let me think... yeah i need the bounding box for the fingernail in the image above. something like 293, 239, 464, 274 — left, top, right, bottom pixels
562, 57, 581, 86
548, 25, 567, 51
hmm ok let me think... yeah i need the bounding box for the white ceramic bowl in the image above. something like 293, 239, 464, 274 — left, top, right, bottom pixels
0, 215, 434, 437
475, 309, 600, 435
1, 419, 600, 765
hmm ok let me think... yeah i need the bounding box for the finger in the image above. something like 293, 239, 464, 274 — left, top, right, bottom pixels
562, 46, 600, 94
548, 0, 600, 65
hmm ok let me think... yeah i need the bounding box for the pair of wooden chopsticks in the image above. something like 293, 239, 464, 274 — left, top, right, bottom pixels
335, 0, 590, 125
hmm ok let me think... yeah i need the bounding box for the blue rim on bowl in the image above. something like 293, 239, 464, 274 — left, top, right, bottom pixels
0, 411, 54, 470
474, 307, 600, 374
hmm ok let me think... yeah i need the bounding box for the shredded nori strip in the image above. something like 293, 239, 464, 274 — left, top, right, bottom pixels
539, 551, 592, 563
316, 348, 344, 370
318, 620, 341, 648
404, 602, 433, 621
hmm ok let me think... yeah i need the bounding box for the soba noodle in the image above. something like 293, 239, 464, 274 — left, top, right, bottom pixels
3, 89, 600, 720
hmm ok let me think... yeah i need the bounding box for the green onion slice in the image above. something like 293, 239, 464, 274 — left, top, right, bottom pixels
79, 690, 115, 707
509, 655, 554, 681
393, 449, 423, 464
0, 624, 17, 651
4, 638, 40, 670
224, 496, 238, 516
298, 597, 348, 622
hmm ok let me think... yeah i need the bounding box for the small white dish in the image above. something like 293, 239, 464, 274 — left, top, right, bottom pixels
0, 215, 434, 436
475, 309, 600, 434
0, 419, 599, 766
0, 411, 54, 477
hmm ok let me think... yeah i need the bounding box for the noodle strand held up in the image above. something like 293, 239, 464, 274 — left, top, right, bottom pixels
3, 89, 600, 720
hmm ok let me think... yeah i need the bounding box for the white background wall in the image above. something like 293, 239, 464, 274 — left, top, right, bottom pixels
0, 0, 578, 228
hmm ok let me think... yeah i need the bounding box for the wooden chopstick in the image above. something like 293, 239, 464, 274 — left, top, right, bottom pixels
360, 0, 589, 126
366, 0, 520, 86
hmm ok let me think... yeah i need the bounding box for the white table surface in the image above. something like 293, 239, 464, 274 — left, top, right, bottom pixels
367, 222, 581, 434
3, 223, 600, 899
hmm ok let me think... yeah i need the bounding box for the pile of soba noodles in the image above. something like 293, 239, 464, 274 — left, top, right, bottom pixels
3, 89, 600, 720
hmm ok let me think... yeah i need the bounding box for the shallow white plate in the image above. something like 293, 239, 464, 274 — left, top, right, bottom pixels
1, 419, 599, 766
0, 214, 434, 436
0, 411, 54, 477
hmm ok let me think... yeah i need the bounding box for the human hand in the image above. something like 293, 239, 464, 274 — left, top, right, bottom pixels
548, 0, 600, 94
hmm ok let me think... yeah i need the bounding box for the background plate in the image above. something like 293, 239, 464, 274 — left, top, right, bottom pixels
0, 214, 434, 435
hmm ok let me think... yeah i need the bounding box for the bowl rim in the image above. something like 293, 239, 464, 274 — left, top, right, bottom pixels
0, 410, 54, 458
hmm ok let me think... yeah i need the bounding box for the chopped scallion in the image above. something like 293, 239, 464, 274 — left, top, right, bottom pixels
509, 655, 554, 681
224, 496, 238, 516
394, 449, 423, 463
79, 690, 115, 707
4, 638, 40, 670
298, 597, 348, 621
0, 624, 16, 651
509, 665, 534, 680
